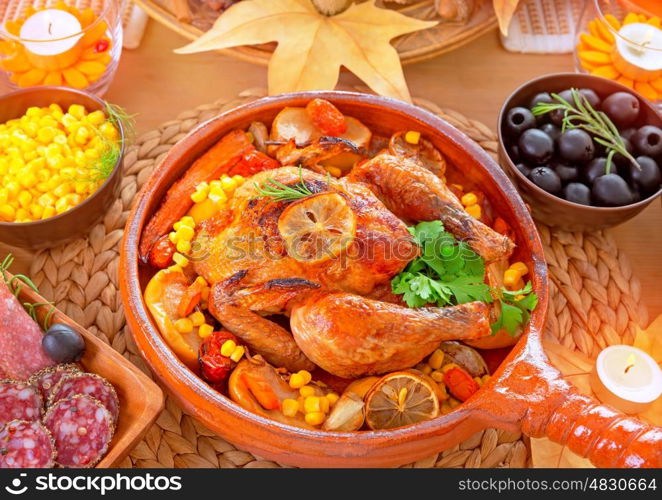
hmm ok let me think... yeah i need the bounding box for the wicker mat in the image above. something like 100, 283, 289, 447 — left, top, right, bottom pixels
26, 89, 649, 469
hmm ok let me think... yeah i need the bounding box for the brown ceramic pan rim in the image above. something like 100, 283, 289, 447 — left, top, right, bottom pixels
498, 72, 662, 212
0, 86, 125, 229
122, 91, 549, 445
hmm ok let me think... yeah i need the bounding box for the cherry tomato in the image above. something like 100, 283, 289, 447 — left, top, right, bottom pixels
148, 235, 175, 269
199, 330, 239, 388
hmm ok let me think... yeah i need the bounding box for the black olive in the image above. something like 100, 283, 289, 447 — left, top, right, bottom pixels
592, 174, 633, 206
557, 89, 575, 104
507, 143, 520, 162
42, 324, 85, 363
629, 156, 662, 197
620, 127, 637, 142
529, 91, 554, 109
578, 88, 601, 109
529, 166, 562, 194
601, 92, 640, 128
613, 137, 635, 168
632, 125, 662, 157
504, 107, 536, 137
539, 123, 561, 142
549, 108, 566, 126
551, 161, 579, 183
584, 157, 610, 184
558, 129, 595, 164
515, 163, 532, 177
564, 183, 592, 205
518, 129, 554, 165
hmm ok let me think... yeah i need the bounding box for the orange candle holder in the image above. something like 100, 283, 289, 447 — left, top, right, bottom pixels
0, 1, 122, 96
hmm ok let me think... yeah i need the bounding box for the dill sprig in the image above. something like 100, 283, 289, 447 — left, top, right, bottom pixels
0, 255, 55, 330
532, 88, 640, 173
254, 167, 317, 202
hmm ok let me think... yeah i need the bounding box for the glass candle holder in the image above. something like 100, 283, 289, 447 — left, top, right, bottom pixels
575, 0, 662, 102
0, 0, 123, 96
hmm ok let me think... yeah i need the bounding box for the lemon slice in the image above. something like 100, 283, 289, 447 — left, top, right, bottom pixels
277, 192, 356, 263
365, 371, 439, 430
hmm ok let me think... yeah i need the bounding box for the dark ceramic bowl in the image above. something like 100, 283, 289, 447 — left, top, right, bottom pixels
0, 87, 124, 249
498, 73, 662, 231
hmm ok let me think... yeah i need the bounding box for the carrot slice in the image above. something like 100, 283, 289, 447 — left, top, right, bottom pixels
139, 129, 253, 262
242, 372, 281, 411
177, 280, 206, 318
591, 65, 620, 80
443, 366, 480, 402
580, 33, 612, 53
634, 81, 659, 101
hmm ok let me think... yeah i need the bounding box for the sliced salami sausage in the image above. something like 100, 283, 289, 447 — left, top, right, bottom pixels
49, 373, 119, 423
0, 282, 55, 380
43, 395, 114, 468
0, 420, 55, 468
0, 381, 42, 427
28, 364, 81, 403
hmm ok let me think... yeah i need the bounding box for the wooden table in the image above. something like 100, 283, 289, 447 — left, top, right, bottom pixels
3, 20, 661, 319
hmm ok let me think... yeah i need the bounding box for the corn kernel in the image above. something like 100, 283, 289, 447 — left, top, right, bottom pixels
465, 204, 481, 219
180, 216, 195, 228
168, 231, 178, 244
319, 395, 330, 413
0, 204, 16, 221
503, 269, 521, 288
191, 188, 208, 203
232, 175, 244, 184
461, 192, 478, 206
177, 225, 195, 242
42, 206, 56, 219
299, 385, 316, 398
326, 393, 339, 406
289, 372, 306, 389
441, 363, 459, 374
421, 364, 432, 375
509, 261, 528, 276
171, 253, 188, 268
305, 411, 325, 426
37, 127, 56, 144
29, 204, 43, 219
188, 198, 218, 223
304, 396, 322, 414
198, 324, 214, 339
437, 382, 449, 400
220, 340, 236, 357
176, 239, 191, 254
17, 191, 32, 208
405, 130, 421, 144
87, 110, 106, 126
431, 370, 444, 382
230, 346, 245, 362
68, 104, 86, 120
194, 276, 208, 287
282, 398, 299, 417
428, 349, 445, 370
189, 311, 205, 327
174, 318, 193, 334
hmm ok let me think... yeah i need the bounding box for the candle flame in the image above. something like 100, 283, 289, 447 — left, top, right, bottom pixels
624, 353, 636, 374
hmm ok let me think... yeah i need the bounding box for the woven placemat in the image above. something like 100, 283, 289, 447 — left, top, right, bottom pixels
26, 89, 648, 469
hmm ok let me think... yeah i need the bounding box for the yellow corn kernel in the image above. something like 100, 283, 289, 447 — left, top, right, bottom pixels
319, 395, 330, 413
282, 398, 299, 417
220, 340, 236, 357
421, 364, 432, 375
441, 363, 459, 374
36, 126, 56, 144
172, 252, 189, 268
474, 376, 482, 386
180, 216, 195, 228
230, 346, 245, 362
168, 231, 178, 244
191, 188, 208, 203
54, 198, 70, 214
437, 382, 449, 401
300, 370, 313, 386
198, 324, 214, 339
326, 393, 339, 406
189, 311, 205, 327
188, 198, 218, 223
232, 175, 244, 184
174, 318, 193, 334
194, 276, 208, 287
405, 130, 421, 144
42, 206, 56, 219
19, 173, 37, 189
68, 104, 86, 120
289, 372, 306, 389
177, 224, 195, 242
5, 181, 19, 198
0, 204, 15, 221
37, 193, 56, 207
465, 204, 481, 219
481, 374, 491, 384
99, 122, 118, 141
87, 110, 106, 126
509, 261, 528, 276
325, 166, 342, 178
461, 192, 478, 207
430, 370, 444, 382
220, 176, 237, 192
176, 239, 191, 254
299, 385, 316, 398
304, 396, 322, 414
503, 269, 521, 288
305, 411, 325, 426
428, 349, 445, 370
29, 204, 43, 219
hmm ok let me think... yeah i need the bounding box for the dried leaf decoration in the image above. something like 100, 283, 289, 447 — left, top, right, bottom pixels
175, 0, 436, 102
492, 0, 521, 36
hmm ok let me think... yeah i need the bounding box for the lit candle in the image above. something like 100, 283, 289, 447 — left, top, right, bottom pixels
19, 9, 83, 71
613, 22, 662, 82
590, 345, 662, 414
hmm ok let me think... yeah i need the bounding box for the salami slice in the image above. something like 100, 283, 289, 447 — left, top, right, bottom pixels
0, 420, 55, 468
0, 381, 42, 427
29, 364, 81, 403
0, 282, 55, 380
49, 373, 119, 423
43, 395, 114, 468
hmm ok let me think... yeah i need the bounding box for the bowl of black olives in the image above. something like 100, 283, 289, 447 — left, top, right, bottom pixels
498, 73, 662, 231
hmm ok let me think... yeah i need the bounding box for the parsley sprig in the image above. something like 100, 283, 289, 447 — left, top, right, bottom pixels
531, 88, 639, 173
391, 221, 537, 336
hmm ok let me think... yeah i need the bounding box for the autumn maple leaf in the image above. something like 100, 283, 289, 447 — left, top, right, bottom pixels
493, 0, 520, 36
175, 0, 436, 102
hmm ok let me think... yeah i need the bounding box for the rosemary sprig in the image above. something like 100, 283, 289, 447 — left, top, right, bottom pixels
531, 88, 640, 173
0, 254, 55, 330
254, 167, 317, 202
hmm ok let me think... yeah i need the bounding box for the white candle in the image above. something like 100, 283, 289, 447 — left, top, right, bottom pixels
615, 22, 662, 71
590, 344, 662, 414
19, 9, 83, 56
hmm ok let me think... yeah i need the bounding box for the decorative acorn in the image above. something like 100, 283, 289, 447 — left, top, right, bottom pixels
434, 0, 476, 24
311, 0, 353, 16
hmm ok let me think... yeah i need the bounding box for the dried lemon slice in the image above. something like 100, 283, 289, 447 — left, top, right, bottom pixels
365, 371, 439, 430
278, 192, 356, 263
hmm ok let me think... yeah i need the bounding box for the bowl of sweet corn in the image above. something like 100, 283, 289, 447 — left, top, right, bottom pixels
0, 86, 125, 248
